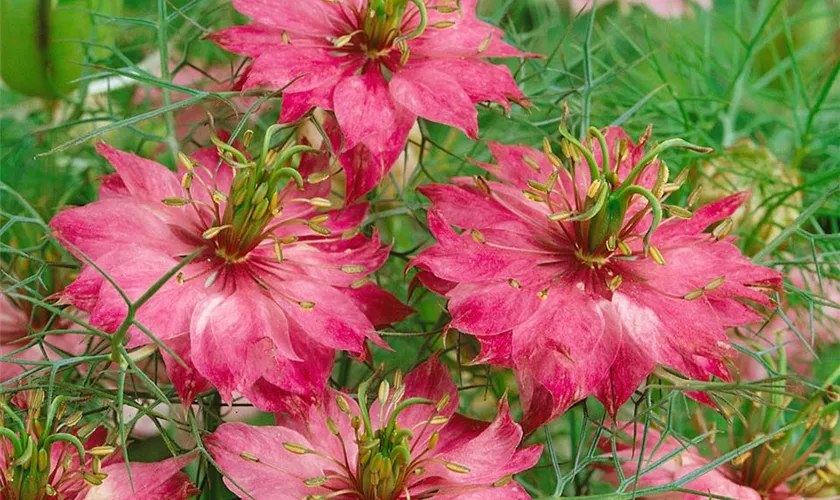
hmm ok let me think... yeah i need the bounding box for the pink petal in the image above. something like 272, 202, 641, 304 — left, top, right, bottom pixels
50, 199, 193, 263
447, 281, 542, 335
513, 289, 621, 429
656, 192, 750, 240
209, 24, 287, 56
0, 294, 28, 343
411, 210, 543, 284
159, 333, 210, 408
229, 0, 348, 36
425, 398, 541, 486
95, 143, 182, 201
84, 454, 199, 500
398, 357, 459, 427
278, 72, 351, 123
273, 238, 389, 288
243, 47, 346, 94
341, 283, 414, 328
190, 288, 298, 403
339, 104, 416, 202
61, 248, 197, 339
418, 183, 537, 236
246, 328, 334, 415
269, 279, 379, 353
483, 142, 558, 190
1, 340, 45, 384
333, 71, 397, 151
98, 173, 128, 199
390, 66, 478, 139
433, 482, 534, 500
473, 332, 514, 367
601, 425, 762, 500
407, 59, 526, 110
205, 422, 328, 499
410, 19, 531, 59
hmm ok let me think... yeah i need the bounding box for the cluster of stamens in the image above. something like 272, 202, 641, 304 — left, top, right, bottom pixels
239, 371, 477, 500
327, 0, 461, 66
469, 124, 736, 300
164, 126, 368, 294
0, 390, 115, 500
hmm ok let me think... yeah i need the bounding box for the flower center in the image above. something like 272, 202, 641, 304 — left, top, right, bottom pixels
332, 0, 430, 63
170, 127, 327, 265
528, 126, 713, 269
275, 372, 468, 500
1, 391, 114, 500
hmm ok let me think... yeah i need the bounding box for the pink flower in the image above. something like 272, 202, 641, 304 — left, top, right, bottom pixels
0, 390, 198, 500
570, 0, 712, 18
205, 357, 542, 499
49, 132, 412, 414
600, 418, 836, 500
410, 127, 782, 430
210, 0, 532, 201
735, 270, 840, 381
600, 425, 763, 500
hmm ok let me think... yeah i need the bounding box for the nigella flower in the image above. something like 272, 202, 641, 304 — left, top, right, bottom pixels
570, 0, 711, 18
49, 129, 412, 414
0, 390, 198, 499
602, 400, 839, 500
210, 0, 532, 201
410, 126, 782, 430
205, 357, 542, 499
600, 424, 764, 500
